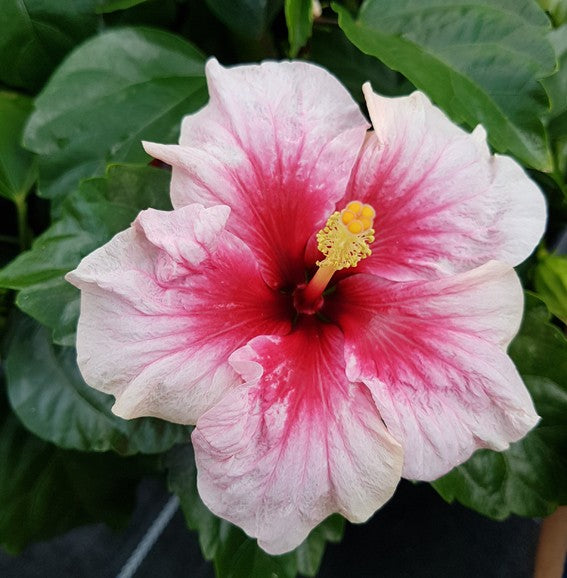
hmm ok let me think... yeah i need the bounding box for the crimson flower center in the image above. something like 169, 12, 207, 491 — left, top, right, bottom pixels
293, 200, 376, 314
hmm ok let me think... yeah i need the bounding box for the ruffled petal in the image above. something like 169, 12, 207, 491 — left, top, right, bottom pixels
343, 87, 546, 281
326, 262, 538, 480
144, 59, 368, 288
192, 318, 402, 554
66, 204, 291, 424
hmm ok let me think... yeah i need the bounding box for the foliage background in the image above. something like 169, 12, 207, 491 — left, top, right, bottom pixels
0, 1, 565, 576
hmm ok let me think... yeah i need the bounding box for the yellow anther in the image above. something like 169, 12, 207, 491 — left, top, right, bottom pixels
341, 210, 355, 225
361, 205, 376, 219
299, 200, 377, 308
315, 200, 376, 270
346, 201, 362, 215
360, 217, 372, 231
347, 220, 363, 234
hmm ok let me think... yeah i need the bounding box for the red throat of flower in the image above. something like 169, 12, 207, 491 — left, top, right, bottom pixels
296, 201, 376, 313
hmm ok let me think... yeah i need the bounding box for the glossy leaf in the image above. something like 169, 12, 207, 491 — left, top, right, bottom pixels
101, 0, 177, 27
166, 444, 344, 578
432, 295, 567, 518
0, 93, 37, 202
310, 26, 411, 101
542, 27, 567, 119
0, 0, 100, 92
4, 314, 190, 454
204, 0, 283, 37
335, 0, 556, 171
534, 252, 567, 322
542, 26, 567, 184
0, 164, 171, 346
24, 27, 207, 202
285, 0, 314, 57
0, 394, 144, 554
549, 111, 567, 180
96, 0, 151, 12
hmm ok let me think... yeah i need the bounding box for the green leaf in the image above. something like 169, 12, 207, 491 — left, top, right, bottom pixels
294, 514, 344, 576
23, 27, 208, 202
0, 395, 145, 554
432, 295, 567, 518
285, 0, 315, 57
0, 93, 37, 202
542, 26, 567, 185
538, 0, 567, 26
0, 0, 100, 92
101, 0, 177, 27
4, 314, 190, 454
204, 0, 283, 38
335, 0, 556, 171
0, 164, 171, 346
96, 0, 151, 12
534, 251, 567, 323
511, 295, 567, 389
310, 26, 411, 101
542, 26, 567, 119
548, 110, 567, 183
166, 444, 344, 578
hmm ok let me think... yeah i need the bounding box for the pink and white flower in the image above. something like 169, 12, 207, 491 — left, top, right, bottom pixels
67, 59, 546, 554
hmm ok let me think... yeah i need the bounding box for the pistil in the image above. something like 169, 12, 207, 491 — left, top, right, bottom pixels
299, 201, 376, 308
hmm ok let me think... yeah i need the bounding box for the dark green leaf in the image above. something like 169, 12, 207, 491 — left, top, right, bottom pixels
285, 0, 314, 57
23, 27, 207, 202
101, 0, 177, 27
542, 26, 567, 185
549, 110, 567, 182
4, 314, 190, 454
96, 0, 151, 12
310, 26, 411, 101
432, 295, 567, 518
294, 514, 344, 576
204, 0, 283, 38
534, 251, 567, 323
212, 527, 297, 578
0, 399, 144, 554
166, 443, 344, 578
510, 295, 567, 389
0, 0, 100, 92
0, 93, 37, 202
0, 164, 171, 346
335, 0, 556, 171
542, 26, 567, 119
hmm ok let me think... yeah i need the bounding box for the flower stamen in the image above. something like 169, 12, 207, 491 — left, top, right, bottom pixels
298, 201, 375, 309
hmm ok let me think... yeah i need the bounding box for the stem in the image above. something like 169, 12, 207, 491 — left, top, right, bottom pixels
14, 195, 30, 251
314, 16, 339, 26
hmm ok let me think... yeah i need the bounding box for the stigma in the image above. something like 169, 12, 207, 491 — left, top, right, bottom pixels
296, 201, 375, 312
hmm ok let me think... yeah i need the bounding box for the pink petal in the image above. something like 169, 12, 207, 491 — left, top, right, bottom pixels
143, 59, 368, 288
192, 318, 403, 554
66, 204, 291, 424
327, 262, 538, 480
343, 87, 546, 281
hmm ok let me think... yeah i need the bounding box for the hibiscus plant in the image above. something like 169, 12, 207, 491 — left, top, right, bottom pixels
0, 0, 565, 576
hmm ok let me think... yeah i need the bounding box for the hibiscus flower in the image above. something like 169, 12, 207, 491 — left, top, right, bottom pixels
66, 59, 546, 554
